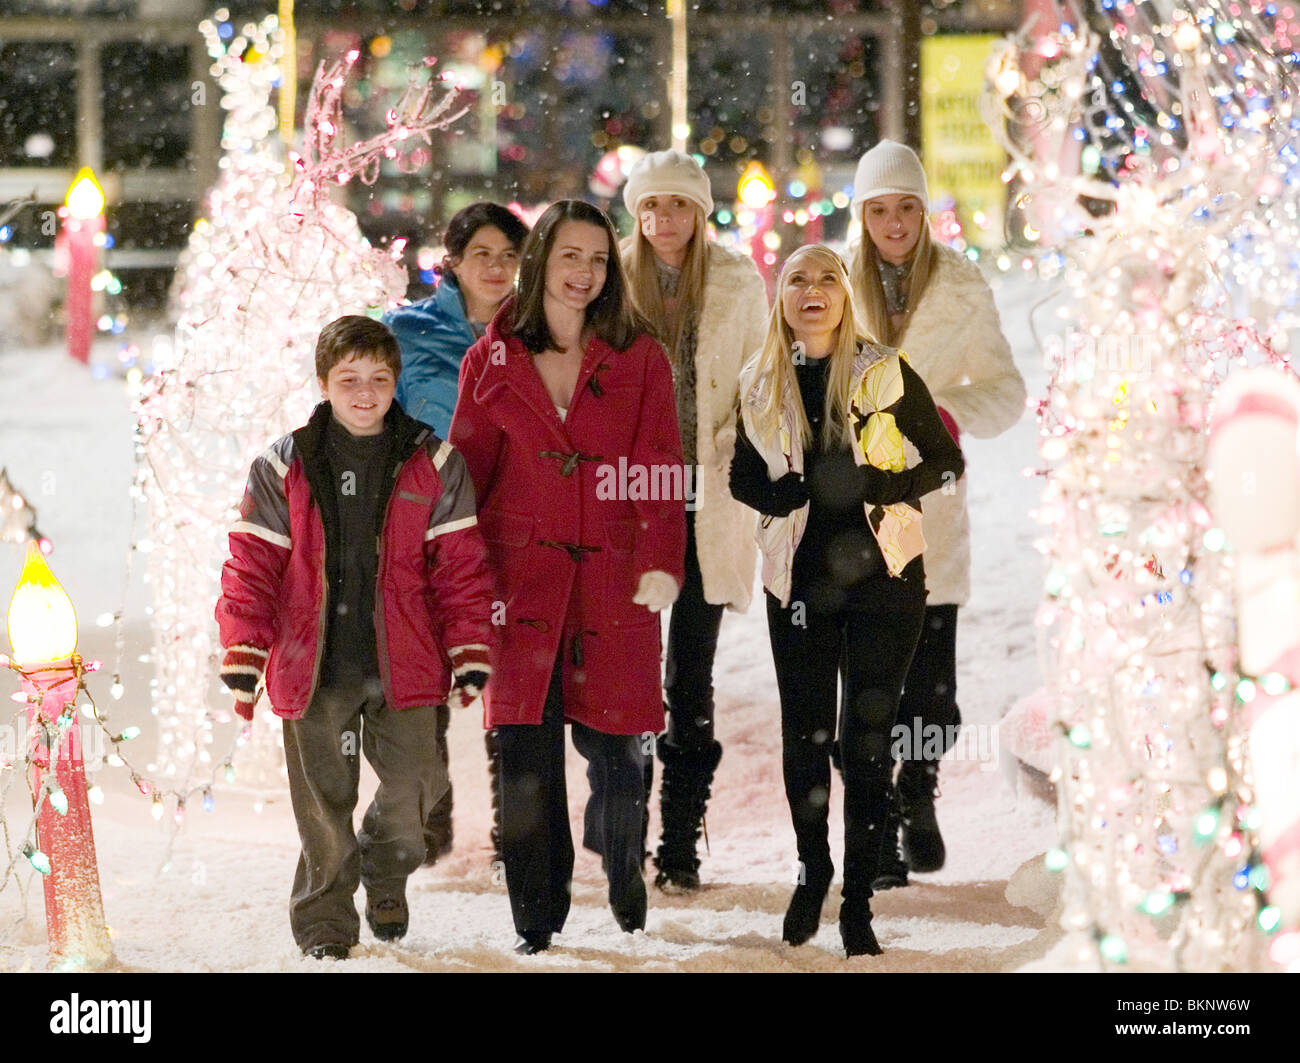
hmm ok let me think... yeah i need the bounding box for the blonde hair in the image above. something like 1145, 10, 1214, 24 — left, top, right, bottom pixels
849, 200, 936, 346
621, 203, 709, 371
752, 244, 867, 453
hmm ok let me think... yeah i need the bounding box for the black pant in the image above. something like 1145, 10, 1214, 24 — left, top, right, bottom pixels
766, 589, 925, 908
663, 510, 725, 750
496, 656, 648, 938
896, 604, 961, 765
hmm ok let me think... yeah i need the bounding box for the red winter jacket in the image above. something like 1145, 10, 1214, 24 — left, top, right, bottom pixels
216, 401, 495, 719
449, 306, 686, 735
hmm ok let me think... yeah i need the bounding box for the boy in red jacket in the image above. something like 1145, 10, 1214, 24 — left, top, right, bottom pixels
215, 315, 494, 961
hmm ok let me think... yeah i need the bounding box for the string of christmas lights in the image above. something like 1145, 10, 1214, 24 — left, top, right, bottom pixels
985, 0, 1300, 970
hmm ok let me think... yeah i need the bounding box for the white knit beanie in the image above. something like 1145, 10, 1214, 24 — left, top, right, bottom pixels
622, 149, 714, 217
851, 139, 929, 211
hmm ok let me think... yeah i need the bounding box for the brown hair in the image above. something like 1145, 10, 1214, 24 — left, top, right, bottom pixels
509, 199, 646, 353
849, 200, 937, 346
314, 315, 402, 380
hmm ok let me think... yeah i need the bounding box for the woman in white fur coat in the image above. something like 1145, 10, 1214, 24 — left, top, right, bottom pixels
848, 139, 1027, 886
620, 150, 769, 891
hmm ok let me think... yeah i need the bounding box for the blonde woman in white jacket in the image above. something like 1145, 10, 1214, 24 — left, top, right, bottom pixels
620, 150, 768, 891
729, 244, 964, 955
848, 139, 1027, 886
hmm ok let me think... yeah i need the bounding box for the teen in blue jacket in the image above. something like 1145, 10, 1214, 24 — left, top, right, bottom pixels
385, 202, 530, 437
383, 201, 529, 867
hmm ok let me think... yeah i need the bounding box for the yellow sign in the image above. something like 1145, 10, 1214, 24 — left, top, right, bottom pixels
921, 35, 1006, 252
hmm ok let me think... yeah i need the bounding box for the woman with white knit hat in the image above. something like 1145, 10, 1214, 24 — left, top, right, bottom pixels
848, 139, 1026, 887
619, 149, 769, 891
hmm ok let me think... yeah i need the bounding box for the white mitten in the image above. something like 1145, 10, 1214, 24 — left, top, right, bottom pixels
632, 570, 680, 613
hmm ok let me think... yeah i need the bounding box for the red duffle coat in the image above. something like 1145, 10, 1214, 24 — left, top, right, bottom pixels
449, 305, 686, 735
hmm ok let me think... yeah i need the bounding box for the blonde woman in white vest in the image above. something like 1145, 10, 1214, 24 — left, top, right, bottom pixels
620, 150, 768, 892
730, 244, 964, 955
848, 140, 1026, 886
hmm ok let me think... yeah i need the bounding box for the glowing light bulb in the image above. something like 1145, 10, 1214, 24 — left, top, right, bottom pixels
1193, 807, 1220, 843
22, 843, 51, 875
1045, 848, 1069, 872
6, 542, 78, 663
1099, 935, 1128, 963
47, 786, 68, 815
151, 796, 164, 821
65, 168, 105, 220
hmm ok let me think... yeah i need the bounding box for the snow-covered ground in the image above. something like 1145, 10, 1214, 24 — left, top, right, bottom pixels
0, 271, 1064, 972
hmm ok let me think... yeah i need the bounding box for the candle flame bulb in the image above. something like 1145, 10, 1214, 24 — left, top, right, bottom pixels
65, 168, 105, 221
6, 541, 78, 663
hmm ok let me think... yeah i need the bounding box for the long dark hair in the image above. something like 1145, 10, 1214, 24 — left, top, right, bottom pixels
436, 201, 530, 277
510, 199, 645, 353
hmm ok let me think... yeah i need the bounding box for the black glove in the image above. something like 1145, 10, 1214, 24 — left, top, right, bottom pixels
857, 464, 903, 507
767, 471, 809, 517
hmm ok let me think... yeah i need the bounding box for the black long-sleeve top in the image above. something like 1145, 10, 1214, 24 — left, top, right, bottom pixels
730, 354, 965, 612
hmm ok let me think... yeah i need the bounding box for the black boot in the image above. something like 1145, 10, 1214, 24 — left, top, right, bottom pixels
641, 753, 654, 871
485, 728, 503, 866
840, 896, 882, 957
782, 857, 833, 946
423, 703, 454, 865
653, 738, 722, 892
872, 781, 910, 890
898, 761, 945, 873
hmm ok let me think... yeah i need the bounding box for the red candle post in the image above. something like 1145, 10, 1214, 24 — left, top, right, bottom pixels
59, 168, 106, 365
5, 542, 113, 969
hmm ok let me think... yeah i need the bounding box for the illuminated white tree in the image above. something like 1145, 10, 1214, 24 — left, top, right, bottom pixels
984, 0, 1300, 970
134, 16, 466, 798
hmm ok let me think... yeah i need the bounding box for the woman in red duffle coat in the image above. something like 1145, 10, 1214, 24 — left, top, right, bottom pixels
449, 199, 686, 954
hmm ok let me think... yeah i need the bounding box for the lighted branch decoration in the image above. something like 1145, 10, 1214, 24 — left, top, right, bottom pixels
983, 0, 1300, 971
291, 49, 470, 191
128, 24, 466, 830
0, 470, 44, 548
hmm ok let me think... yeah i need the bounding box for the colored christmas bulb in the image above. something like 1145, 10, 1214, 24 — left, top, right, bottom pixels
1045, 848, 1069, 872
1139, 891, 1174, 916
151, 796, 164, 821
1099, 935, 1128, 963
1235, 679, 1257, 703
202, 788, 215, 812
1270, 930, 1300, 968
224, 762, 236, 784
110, 680, 125, 700
48, 786, 68, 815
1249, 864, 1270, 891
1194, 808, 1220, 843
22, 843, 51, 875
1068, 724, 1092, 749
1258, 906, 1282, 932
1262, 672, 1290, 696
119, 725, 141, 741
87, 785, 104, 805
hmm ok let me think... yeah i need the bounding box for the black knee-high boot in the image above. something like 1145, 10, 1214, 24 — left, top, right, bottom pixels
653, 737, 722, 891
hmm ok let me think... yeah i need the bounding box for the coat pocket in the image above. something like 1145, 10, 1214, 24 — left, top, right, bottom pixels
602, 517, 647, 626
